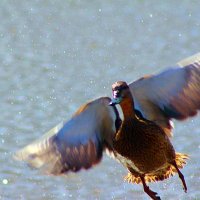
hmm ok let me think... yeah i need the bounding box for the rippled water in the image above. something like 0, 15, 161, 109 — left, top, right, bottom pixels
1, 1, 200, 199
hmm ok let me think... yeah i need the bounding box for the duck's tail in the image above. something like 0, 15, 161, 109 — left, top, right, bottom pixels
124, 152, 189, 184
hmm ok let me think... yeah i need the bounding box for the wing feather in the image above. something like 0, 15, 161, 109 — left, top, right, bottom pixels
129, 52, 200, 136
14, 97, 119, 174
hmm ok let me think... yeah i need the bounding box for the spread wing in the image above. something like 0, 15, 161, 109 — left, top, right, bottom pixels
14, 97, 120, 175
129, 52, 200, 137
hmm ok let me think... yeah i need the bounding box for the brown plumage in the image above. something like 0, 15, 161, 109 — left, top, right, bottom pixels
110, 81, 188, 200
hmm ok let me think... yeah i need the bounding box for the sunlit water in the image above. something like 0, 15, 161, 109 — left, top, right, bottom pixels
1, 1, 200, 199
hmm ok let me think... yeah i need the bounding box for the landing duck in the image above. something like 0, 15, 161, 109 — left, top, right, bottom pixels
15, 53, 200, 199
110, 81, 187, 200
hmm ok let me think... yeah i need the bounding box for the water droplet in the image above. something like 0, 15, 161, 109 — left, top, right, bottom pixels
2, 179, 8, 185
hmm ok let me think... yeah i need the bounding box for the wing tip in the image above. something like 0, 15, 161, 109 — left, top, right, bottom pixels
13, 148, 30, 162
177, 52, 200, 67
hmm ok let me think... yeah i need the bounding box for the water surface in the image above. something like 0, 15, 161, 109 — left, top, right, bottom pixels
1, 1, 200, 199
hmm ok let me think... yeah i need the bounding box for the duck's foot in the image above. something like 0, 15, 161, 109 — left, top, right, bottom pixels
140, 176, 161, 200
171, 161, 187, 193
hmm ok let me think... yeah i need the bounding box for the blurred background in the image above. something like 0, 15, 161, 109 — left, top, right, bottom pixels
0, 0, 200, 199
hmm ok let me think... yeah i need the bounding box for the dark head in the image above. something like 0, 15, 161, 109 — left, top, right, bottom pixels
109, 81, 132, 106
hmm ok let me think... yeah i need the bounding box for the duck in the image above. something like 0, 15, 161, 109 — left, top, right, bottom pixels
15, 52, 200, 199
109, 81, 187, 200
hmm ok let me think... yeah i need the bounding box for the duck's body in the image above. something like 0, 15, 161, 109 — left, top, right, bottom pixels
114, 117, 175, 175
114, 116, 187, 184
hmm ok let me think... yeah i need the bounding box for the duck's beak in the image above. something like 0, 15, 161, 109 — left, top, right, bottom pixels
109, 97, 122, 106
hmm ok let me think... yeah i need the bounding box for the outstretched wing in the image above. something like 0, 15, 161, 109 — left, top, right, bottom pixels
129, 52, 200, 136
14, 97, 120, 175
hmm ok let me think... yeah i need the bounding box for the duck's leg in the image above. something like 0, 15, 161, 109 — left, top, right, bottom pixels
171, 161, 187, 193
140, 175, 161, 200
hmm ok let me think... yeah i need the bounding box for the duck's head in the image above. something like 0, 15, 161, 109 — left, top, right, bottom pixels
109, 81, 131, 106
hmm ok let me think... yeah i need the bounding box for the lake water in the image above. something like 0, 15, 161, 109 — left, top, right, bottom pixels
1, 1, 200, 199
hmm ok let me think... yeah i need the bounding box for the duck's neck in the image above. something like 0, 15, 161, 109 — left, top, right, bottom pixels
120, 96, 136, 119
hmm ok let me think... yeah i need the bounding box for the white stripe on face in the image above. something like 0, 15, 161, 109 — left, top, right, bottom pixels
113, 91, 118, 98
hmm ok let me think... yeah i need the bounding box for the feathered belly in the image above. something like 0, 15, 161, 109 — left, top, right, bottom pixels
113, 119, 176, 174
114, 150, 172, 176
